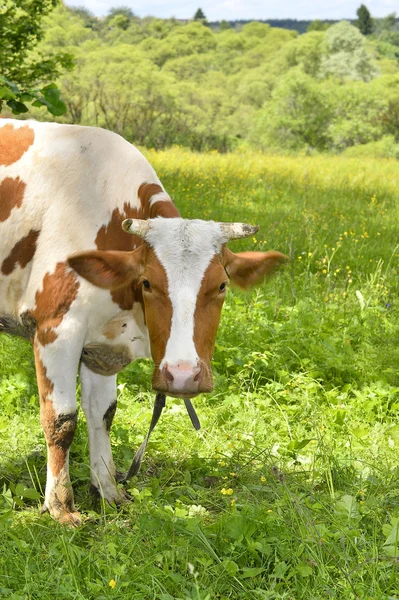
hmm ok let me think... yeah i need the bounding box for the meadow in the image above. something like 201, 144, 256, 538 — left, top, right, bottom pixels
1, 149, 399, 599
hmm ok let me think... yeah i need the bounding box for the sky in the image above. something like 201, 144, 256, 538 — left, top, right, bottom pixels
63, 0, 398, 21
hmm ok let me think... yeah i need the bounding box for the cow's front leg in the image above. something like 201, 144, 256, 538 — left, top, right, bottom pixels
34, 338, 81, 526
80, 363, 125, 504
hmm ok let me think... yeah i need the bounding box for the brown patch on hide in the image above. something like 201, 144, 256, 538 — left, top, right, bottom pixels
194, 256, 227, 366
138, 182, 180, 218
95, 204, 142, 310
0, 176, 26, 222
103, 401, 117, 432
0, 123, 34, 166
103, 316, 126, 340
1, 229, 40, 275
35, 346, 55, 402
95, 204, 141, 252
32, 262, 80, 346
94, 183, 179, 310
111, 282, 142, 312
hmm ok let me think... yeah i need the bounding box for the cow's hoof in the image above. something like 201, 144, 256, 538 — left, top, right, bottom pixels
59, 511, 82, 527
41, 502, 82, 527
90, 483, 130, 505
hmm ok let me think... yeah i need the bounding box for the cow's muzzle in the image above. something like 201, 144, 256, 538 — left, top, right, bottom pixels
153, 360, 213, 398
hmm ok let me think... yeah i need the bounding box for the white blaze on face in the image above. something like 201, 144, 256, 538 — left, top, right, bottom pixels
145, 218, 225, 369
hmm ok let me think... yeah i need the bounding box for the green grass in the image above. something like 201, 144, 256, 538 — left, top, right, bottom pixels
1, 150, 399, 599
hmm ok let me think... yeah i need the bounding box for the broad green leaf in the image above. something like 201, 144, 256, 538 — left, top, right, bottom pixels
287, 438, 312, 451
383, 521, 399, 547
21, 488, 40, 500
336, 495, 360, 520
297, 563, 313, 577
240, 566, 265, 579
6, 99, 29, 114
223, 560, 238, 576
0, 85, 15, 100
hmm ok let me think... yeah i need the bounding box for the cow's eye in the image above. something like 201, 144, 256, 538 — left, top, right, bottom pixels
219, 282, 227, 293
142, 280, 151, 290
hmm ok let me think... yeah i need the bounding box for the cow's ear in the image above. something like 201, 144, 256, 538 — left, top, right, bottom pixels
68, 246, 145, 290
222, 246, 288, 289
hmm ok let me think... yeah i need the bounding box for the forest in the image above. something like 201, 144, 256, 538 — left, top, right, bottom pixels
7, 3, 399, 156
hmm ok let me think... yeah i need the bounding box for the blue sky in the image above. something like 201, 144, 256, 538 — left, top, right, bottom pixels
64, 0, 397, 21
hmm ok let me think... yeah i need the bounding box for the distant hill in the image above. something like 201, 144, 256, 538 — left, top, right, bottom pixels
207, 17, 399, 34
207, 19, 339, 34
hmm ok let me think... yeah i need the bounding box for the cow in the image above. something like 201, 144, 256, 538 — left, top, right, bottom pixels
0, 119, 287, 525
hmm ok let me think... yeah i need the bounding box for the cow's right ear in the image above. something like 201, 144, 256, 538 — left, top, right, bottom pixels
222, 246, 288, 289
68, 246, 145, 290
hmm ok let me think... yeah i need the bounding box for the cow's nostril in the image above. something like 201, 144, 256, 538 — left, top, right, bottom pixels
163, 366, 174, 382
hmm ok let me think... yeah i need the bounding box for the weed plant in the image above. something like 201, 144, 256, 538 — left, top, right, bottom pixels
1, 150, 399, 599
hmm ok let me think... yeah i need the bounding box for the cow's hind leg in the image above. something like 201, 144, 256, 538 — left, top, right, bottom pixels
34, 339, 81, 526
80, 363, 125, 504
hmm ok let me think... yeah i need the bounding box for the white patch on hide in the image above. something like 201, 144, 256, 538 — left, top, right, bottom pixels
144, 218, 225, 368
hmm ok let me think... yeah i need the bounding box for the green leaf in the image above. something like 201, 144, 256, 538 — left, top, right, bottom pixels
336, 495, 360, 521
287, 439, 312, 451
6, 99, 29, 114
40, 83, 67, 116
223, 560, 238, 576
240, 566, 265, 579
0, 86, 15, 100
19, 92, 34, 103
0, 78, 20, 94
383, 521, 399, 547
297, 563, 313, 577
14, 483, 24, 496
21, 488, 40, 500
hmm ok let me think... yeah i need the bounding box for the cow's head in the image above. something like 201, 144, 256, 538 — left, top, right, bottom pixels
69, 218, 287, 398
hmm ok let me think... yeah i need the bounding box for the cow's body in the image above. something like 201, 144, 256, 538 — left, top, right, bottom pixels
0, 120, 175, 361
0, 119, 286, 525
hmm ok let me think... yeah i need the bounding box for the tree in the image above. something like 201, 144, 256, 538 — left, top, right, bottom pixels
104, 6, 135, 29
356, 4, 373, 35
285, 31, 325, 77
69, 6, 100, 31
107, 6, 135, 20
220, 20, 231, 31
307, 20, 329, 32
250, 72, 333, 151
194, 8, 206, 21
0, 0, 72, 115
320, 21, 377, 82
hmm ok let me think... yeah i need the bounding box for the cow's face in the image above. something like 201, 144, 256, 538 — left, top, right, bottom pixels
69, 218, 287, 398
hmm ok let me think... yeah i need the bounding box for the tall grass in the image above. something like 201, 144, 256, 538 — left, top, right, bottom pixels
1, 150, 399, 599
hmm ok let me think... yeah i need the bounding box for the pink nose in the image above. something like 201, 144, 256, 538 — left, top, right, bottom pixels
162, 361, 202, 393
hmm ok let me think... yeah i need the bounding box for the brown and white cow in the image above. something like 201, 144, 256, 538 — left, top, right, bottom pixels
0, 119, 287, 525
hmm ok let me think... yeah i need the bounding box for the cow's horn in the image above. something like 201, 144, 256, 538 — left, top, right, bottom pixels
122, 219, 151, 237
219, 222, 260, 241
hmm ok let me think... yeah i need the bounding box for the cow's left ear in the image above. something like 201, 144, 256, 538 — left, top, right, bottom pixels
68, 246, 145, 290
222, 246, 288, 289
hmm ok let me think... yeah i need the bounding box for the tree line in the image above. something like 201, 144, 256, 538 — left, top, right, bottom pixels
2, 2, 399, 156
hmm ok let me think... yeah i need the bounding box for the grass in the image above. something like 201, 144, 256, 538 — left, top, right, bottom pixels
1, 149, 399, 599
